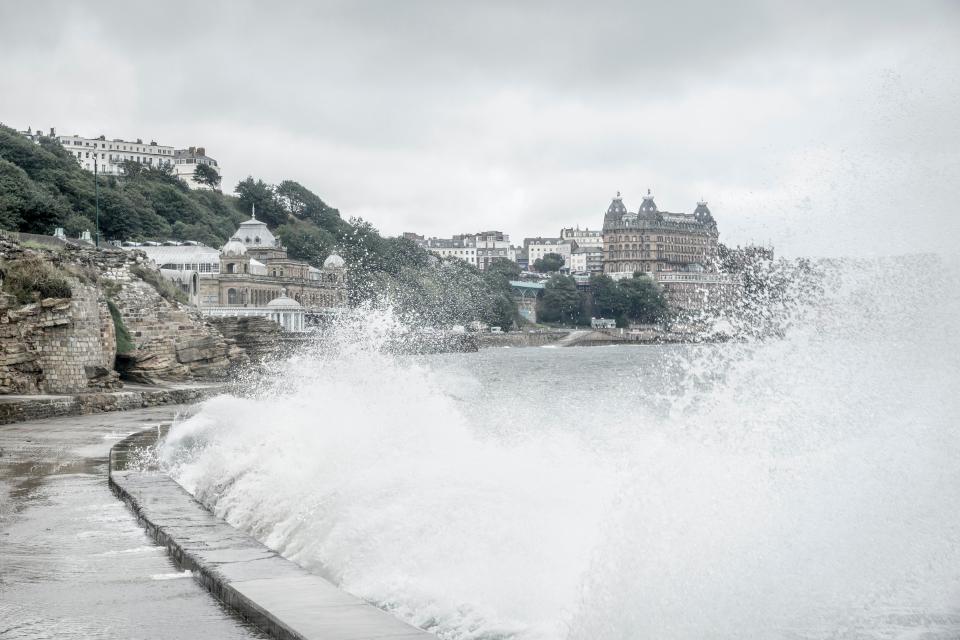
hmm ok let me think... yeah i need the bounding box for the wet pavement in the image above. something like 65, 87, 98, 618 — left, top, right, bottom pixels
0, 406, 265, 639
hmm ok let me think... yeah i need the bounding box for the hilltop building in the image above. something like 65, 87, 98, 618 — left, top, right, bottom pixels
173, 146, 221, 189
16, 126, 220, 190
57, 133, 174, 176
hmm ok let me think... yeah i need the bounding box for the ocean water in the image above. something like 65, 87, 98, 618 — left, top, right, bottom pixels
160, 257, 960, 640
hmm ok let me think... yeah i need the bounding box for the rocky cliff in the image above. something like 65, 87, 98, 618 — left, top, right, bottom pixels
0, 238, 253, 394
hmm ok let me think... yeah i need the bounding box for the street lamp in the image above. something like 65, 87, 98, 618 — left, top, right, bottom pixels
93, 158, 100, 248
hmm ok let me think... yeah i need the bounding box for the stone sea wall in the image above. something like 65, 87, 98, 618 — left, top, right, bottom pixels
0, 281, 119, 394
0, 384, 227, 425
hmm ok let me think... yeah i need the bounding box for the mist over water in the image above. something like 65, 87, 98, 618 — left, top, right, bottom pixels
161, 256, 960, 640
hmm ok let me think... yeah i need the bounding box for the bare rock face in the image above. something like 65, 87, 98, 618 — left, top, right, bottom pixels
205, 316, 282, 364
106, 269, 248, 383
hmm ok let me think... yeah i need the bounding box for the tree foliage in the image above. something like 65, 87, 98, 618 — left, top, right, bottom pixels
587, 272, 667, 325
193, 163, 222, 189
533, 252, 565, 273
538, 274, 583, 324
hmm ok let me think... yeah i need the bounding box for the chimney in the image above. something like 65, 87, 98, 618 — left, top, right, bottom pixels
189, 146, 196, 155
49, 127, 55, 137
197, 147, 205, 156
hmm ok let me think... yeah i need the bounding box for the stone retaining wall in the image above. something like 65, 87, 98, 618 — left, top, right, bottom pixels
0, 385, 227, 425
477, 331, 566, 348
0, 281, 119, 394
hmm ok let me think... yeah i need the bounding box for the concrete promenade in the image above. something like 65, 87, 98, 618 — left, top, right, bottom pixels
0, 405, 264, 639
111, 428, 432, 640
0, 382, 229, 425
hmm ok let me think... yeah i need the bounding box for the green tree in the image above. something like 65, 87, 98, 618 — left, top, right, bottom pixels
275, 180, 344, 233
485, 258, 521, 282
485, 293, 518, 331
538, 274, 583, 324
620, 274, 668, 324
276, 220, 336, 267
62, 213, 95, 238
590, 273, 625, 319
193, 163, 222, 190
235, 177, 287, 227
0, 159, 69, 232
533, 252, 565, 273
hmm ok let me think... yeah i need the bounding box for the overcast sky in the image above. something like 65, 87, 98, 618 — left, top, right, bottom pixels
1, 0, 958, 257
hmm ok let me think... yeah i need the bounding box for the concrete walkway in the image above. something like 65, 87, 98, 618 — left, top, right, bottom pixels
111, 429, 432, 640
553, 330, 592, 347
0, 406, 265, 639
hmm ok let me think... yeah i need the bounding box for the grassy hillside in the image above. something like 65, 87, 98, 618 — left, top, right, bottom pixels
0, 124, 519, 328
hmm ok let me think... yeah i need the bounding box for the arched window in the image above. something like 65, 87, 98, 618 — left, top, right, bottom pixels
226, 263, 235, 274
227, 288, 238, 304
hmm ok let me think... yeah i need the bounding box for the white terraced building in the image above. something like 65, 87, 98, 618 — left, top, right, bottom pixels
173, 146, 221, 190
23, 128, 220, 189
57, 134, 175, 175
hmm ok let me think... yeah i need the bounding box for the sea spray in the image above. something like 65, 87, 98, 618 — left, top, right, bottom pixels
162, 257, 960, 640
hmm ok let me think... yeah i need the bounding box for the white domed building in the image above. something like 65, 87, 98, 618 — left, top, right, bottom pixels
265, 289, 305, 332
183, 208, 348, 330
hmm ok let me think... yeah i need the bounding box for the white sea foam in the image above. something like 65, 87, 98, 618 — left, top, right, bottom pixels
161, 256, 960, 640
150, 570, 193, 580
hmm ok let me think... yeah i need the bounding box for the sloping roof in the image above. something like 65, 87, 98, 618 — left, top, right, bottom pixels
136, 244, 220, 263
639, 189, 658, 213
607, 195, 628, 216
231, 217, 277, 248
509, 280, 545, 290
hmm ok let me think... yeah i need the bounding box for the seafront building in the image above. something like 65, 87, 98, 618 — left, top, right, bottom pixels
133, 211, 347, 330
601, 190, 741, 310
602, 190, 718, 275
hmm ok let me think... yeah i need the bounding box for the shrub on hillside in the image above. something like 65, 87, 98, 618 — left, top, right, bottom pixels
2, 256, 73, 304
130, 264, 188, 305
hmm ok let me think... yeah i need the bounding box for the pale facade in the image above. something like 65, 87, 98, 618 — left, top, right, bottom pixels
173, 146, 221, 190
137, 244, 222, 275
602, 191, 718, 275
421, 231, 518, 270
57, 134, 174, 175
423, 240, 478, 268
567, 251, 588, 273
525, 237, 573, 267
136, 214, 348, 327
199, 217, 347, 311
560, 226, 603, 250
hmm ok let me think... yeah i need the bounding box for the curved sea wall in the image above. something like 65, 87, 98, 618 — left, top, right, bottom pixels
108, 428, 431, 640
